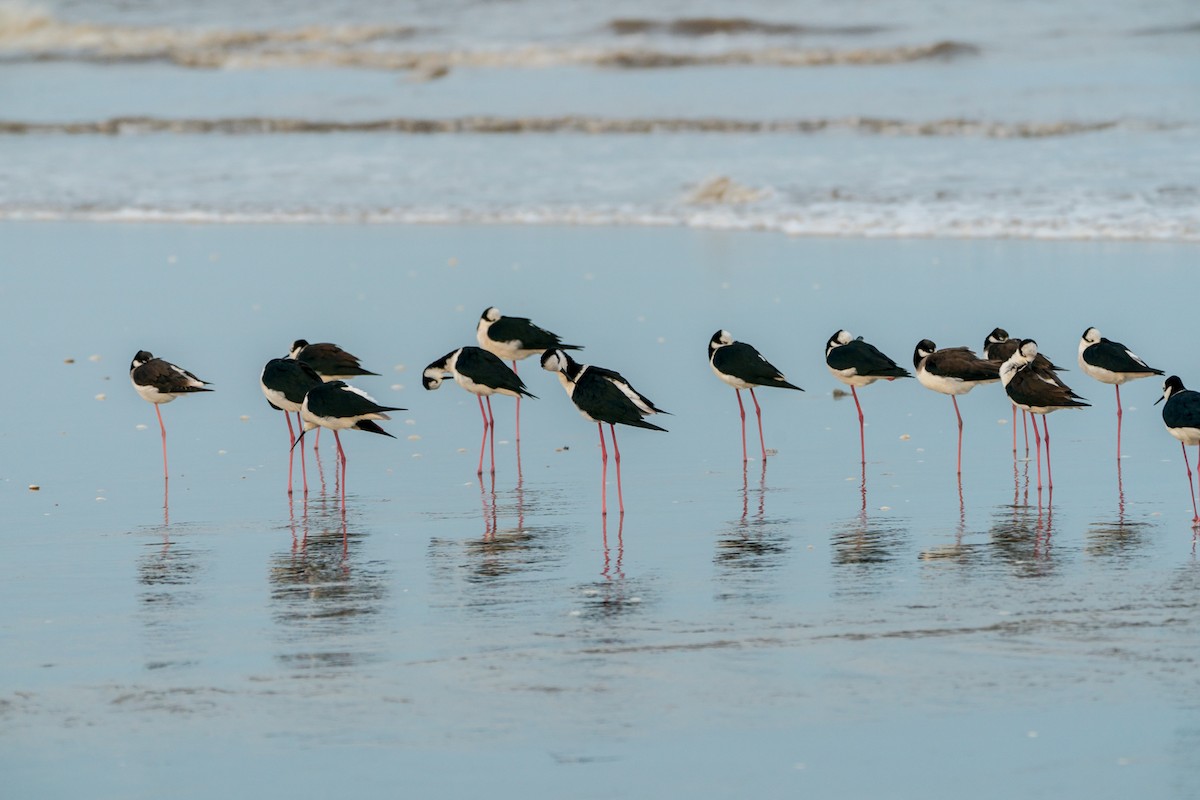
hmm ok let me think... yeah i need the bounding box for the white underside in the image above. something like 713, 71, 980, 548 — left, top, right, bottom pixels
1167, 425, 1200, 446
1078, 361, 1152, 385
827, 365, 880, 388
711, 362, 754, 390
131, 378, 179, 404
260, 382, 301, 413
916, 367, 982, 396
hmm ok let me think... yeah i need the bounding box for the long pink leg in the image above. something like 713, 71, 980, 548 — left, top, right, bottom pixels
598, 423, 608, 516
314, 427, 320, 451
1022, 409, 1030, 454
485, 396, 496, 476
1182, 443, 1199, 522
285, 412, 296, 495
1032, 412, 1043, 490
476, 395, 489, 476
1042, 415, 1053, 490
735, 389, 748, 462
155, 404, 169, 480
333, 430, 347, 511
850, 385, 866, 464
295, 411, 308, 495
1115, 385, 1123, 461
1012, 403, 1017, 454
952, 395, 964, 475
750, 388, 766, 461
610, 423, 624, 515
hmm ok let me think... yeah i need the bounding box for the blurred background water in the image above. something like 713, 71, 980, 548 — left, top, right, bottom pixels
0, 0, 1197, 238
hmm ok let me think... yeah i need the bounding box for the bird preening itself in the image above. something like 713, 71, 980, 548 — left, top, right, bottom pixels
1000, 339, 1089, 491
423, 345, 536, 476
913, 339, 1000, 476
130, 350, 213, 482
708, 329, 802, 462
1156, 376, 1200, 526
825, 330, 911, 465
985, 327, 1064, 455
261, 357, 323, 495
1078, 327, 1163, 460
541, 348, 667, 516
294, 381, 403, 509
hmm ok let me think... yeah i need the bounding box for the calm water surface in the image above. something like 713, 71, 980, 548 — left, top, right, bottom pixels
2, 223, 1199, 797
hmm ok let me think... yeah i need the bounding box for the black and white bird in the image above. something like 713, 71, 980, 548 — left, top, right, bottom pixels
541, 349, 667, 516
913, 340, 1001, 475
296, 381, 403, 508
289, 339, 379, 381
1000, 339, 1089, 490
984, 327, 1065, 455
1078, 326, 1163, 459
261, 357, 323, 495
708, 330, 802, 462
476, 307, 581, 444
1156, 376, 1200, 525
423, 346, 536, 476
130, 350, 213, 481
825, 330, 912, 464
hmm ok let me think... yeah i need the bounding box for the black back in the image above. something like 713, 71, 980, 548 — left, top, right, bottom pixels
713, 341, 802, 390
457, 346, 537, 397
487, 314, 581, 351
305, 381, 402, 419
1083, 337, 1163, 376
827, 339, 911, 378
262, 357, 322, 407
574, 370, 667, 430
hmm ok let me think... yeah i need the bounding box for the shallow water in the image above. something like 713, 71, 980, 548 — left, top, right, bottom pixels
3, 222, 1200, 797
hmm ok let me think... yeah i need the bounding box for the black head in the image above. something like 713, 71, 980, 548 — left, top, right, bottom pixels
1018, 339, 1038, 360
913, 339, 937, 368
1081, 327, 1101, 344
986, 328, 1008, 344
708, 329, 733, 358
422, 352, 454, 390
481, 307, 501, 323
825, 329, 853, 356
131, 350, 154, 370
1158, 375, 1186, 405
289, 339, 310, 358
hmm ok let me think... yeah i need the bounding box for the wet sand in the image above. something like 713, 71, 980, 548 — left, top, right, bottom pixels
3, 222, 1200, 798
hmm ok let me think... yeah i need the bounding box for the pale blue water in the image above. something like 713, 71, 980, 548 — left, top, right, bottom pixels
3, 222, 1200, 797
0, 0, 1197, 238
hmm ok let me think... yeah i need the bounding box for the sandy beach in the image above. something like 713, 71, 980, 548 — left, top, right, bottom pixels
4, 220, 1200, 797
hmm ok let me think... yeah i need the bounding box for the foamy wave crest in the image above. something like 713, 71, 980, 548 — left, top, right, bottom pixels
4, 204, 1195, 242
0, 6, 975, 70
0, 3, 417, 63
0, 115, 1139, 138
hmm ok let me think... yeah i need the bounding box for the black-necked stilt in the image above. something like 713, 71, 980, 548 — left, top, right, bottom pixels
825, 330, 911, 464
913, 339, 1001, 475
541, 348, 667, 516
289, 339, 379, 380
476, 307, 581, 444
130, 350, 212, 481
708, 330, 802, 462
261, 357, 323, 495
1078, 326, 1163, 459
1156, 376, 1200, 525
296, 380, 402, 508
1000, 339, 1089, 491
423, 346, 536, 476
985, 327, 1064, 454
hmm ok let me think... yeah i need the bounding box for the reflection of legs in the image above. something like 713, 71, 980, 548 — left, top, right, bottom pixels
735, 389, 748, 463
610, 423, 624, 516
155, 404, 169, 480
750, 388, 766, 461
598, 423, 608, 517
851, 386, 865, 464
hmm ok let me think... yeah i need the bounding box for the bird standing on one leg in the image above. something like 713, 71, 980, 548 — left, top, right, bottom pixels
130, 350, 213, 482
913, 339, 1001, 475
541, 349, 667, 516
708, 329, 802, 462
1078, 326, 1163, 460
825, 330, 911, 465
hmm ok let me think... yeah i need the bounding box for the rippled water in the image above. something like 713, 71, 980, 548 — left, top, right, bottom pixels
0, 0, 1197, 238
3, 222, 1200, 797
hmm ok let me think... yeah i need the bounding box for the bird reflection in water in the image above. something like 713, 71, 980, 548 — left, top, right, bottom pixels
463, 474, 540, 582
269, 493, 388, 672
988, 458, 1057, 575
137, 519, 205, 670
917, 478, 977, 566
577, 513, 647, 622
714, 461, 790, 600
1086, 459, 1151, 559
830, 465, 908, 594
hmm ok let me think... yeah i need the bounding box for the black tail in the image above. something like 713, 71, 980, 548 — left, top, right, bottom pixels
355, 420, 396, 438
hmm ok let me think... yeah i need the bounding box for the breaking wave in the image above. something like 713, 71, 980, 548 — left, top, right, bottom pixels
0, 6, 975, 70
0, 115, 1139, 138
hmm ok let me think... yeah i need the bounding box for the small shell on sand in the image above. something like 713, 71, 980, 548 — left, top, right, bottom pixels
28, 484, 40, 491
